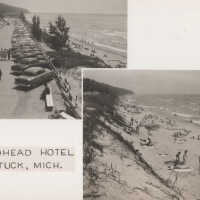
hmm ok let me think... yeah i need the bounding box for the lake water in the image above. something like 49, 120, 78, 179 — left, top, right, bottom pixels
136, 94, 200, 116
26, 13, 127, 55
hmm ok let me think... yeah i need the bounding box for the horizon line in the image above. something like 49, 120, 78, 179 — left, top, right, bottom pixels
29, 11, 127, 15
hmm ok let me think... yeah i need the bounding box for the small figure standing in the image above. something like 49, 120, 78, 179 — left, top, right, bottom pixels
198, 135, 200, 140
130, 117, 134, 127
174, 152, 181, 166
75, 95, 78, 107
146, 137, 152, 146
136, 124, 140, 135
182, 150, 188, 165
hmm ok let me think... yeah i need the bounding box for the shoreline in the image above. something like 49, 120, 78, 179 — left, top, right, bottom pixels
71, 37, 127, 68
118, 95, 200, 199
25, 13, 127, 68
84, 89, 200, 199
84, 92, 184, 200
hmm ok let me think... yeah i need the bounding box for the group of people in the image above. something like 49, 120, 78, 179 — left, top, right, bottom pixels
130, 117, 140, 134
0, 48, 11, 61
72, 40, 98, 58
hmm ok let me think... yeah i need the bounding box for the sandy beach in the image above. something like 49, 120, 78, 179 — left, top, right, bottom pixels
83, 77, 200, 200
85, 91, 200, 199
116, 94, 200, 199
71, 37, 127, 68
84, 93, 186, 200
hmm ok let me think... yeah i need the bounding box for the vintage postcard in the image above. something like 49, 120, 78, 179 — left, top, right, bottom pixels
0, 0, 127, 119
83, 69, 200, 200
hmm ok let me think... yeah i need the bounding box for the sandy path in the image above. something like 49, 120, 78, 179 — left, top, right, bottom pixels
0, 21, 51, 119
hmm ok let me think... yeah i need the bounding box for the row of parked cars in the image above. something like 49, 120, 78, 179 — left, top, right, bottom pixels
11, 20, 55, 90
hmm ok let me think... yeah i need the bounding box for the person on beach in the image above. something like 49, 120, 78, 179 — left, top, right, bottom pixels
136, 123, 140, 135
130, 117, 134, 127
182, 150, 188, 165
140, 137, 152, 146
198, 135, 200, 140
75, 95, 78, 106
146, 137, 152, 146
0, 69, 2, 80
90, 48, 96, 57
174, 152, 181, 166
7, 48, 11, 60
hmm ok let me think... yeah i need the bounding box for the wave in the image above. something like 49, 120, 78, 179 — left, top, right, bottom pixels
102, 30, 127, 40
70, 34, 127, 57
172, 112, 193, 118
94, 41, 127, 54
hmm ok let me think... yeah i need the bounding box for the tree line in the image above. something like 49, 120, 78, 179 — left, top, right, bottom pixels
19, 12, 70, 50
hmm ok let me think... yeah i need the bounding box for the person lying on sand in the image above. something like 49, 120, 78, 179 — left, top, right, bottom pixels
140, 137, 153, 146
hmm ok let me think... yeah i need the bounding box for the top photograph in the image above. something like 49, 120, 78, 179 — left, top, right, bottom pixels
0, 0, 127, 119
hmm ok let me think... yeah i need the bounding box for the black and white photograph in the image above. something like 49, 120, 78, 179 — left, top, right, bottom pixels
83, 69, 200, 200
0, 0, 127, 119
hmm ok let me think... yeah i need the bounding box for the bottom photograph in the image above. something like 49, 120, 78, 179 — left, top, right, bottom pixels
83, 69, 200, 200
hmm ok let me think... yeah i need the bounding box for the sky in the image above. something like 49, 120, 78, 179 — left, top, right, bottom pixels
130, 0, 200, 67
84, 70, 200, 95
0, 0, 127, 14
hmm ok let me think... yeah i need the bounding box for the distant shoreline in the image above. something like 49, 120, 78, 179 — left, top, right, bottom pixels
25, 12, 127, 64
29, 12, 127, 16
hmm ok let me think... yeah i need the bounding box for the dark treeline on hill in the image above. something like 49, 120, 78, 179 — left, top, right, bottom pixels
84, 78, 133, 97
83, 78, 133, 119
0, 3, 29, 17
48, 16, 70, 50
83, 78, 133, 168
